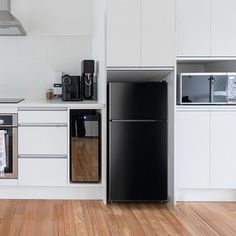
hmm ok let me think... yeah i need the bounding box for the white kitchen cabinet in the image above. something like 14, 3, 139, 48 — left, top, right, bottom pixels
211, 0, 236, 56
19, 158, 67, 187
18, 110, 67, 124
210, 111, 236, 188
19, 126, 67, 155
106, 0, 141, 67
106, 0, 175, 67
141, 0, 175, 67
176, 0, 211, 56
11, 0, 93, 35
176, 111, 210, 188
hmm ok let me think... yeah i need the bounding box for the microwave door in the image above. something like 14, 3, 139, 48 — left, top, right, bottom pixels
211, 74, 228, 103
182, 75, 211, 104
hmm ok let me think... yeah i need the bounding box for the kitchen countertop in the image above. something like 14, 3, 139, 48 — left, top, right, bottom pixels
0, 99, 105, 110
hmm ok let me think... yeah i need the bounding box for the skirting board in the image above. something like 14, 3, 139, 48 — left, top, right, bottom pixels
0, 186, 104, 201
176, 189, 236, 201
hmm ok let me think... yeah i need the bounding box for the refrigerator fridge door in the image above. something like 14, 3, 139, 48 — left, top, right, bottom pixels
109, 121, 167, 201
109, 82, 167, 121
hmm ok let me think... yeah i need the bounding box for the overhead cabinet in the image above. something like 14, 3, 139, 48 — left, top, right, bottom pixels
211, 0, 236, 56
176, 0, 211, 56
177, 0, 236, 57
106, 0, 175, 67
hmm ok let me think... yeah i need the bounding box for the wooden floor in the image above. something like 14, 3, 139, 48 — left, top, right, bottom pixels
0, 200, 236, 236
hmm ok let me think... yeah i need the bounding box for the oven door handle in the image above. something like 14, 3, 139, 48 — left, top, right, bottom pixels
4, 131, 10, 170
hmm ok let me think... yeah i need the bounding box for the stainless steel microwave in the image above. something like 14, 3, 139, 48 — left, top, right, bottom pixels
178, 73, 236, 104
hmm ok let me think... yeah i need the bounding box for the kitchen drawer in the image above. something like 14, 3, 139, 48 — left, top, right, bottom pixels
18, 109, 68, 124
19, 126, 67, 155
18, 158, 67, 187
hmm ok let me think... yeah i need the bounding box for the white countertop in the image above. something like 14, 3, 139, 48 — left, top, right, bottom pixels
0, 99, 105, 110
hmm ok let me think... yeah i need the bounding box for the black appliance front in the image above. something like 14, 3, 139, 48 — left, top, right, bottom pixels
82, 60, 95, 100
109, 121, 167, 201
70, 110, 101, 183
108, 81, 168, 202
62, 75, 82, 101
109, 82, 167, 120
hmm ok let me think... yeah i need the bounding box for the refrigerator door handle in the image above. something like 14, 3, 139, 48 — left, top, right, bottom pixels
110, 120, 166, 122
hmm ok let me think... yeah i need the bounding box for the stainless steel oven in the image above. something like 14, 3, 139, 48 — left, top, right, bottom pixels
0, 114, 18, 179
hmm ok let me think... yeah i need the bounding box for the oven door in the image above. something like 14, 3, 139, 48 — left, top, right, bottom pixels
0, 127, 17, 179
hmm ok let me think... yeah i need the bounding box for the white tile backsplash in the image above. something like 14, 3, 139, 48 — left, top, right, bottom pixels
0, 36, 92, 99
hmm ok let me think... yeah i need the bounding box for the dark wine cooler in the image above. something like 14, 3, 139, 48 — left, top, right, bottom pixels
70, 110, 101, 183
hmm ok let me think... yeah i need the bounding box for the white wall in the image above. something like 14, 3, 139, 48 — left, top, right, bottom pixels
0, 36, 92, 99
0, 0, 93, 100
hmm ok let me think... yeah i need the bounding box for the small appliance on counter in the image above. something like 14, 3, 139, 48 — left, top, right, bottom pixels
61, 60, 96, 102
81, 60, 95, 100
62, 75, 82, 101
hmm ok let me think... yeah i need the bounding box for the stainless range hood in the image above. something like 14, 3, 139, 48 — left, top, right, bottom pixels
0, 0, 26, 36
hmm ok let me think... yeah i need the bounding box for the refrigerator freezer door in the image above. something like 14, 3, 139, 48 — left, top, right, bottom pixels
109, 121, 167, 201
109, 82, 167, 120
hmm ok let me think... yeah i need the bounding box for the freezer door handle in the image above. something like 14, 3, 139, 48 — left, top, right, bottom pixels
110, 120, 166, 122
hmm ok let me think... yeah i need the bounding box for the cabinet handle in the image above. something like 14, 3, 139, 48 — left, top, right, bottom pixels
18, 123, 67, 127
18, 108, 67, 111
18, 154, 67, 159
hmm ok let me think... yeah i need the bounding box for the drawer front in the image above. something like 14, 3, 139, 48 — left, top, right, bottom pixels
19, 127, 67, 155
18, 110, 68, 124
19, 158, 67, 187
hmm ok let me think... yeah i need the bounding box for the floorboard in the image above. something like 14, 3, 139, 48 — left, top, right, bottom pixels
0, 200, 236, 235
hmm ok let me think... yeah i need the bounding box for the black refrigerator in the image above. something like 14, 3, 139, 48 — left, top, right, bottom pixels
108, 81, 168, 202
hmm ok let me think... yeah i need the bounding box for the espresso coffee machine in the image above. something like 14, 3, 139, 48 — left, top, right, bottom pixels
81, 60, 95, 100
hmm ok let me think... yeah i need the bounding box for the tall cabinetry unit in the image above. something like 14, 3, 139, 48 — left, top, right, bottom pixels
106, 0, 175, 67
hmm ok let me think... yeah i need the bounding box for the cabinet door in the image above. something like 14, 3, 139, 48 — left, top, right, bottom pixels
141, 0, 175, 67
19, 158, 67, 186
176, 0, 211, 56
176, 111, 210, 188
211, 0, 236, 56
19, 127, 67, 155
106, 0, 141, 67
210, 111, 236, 188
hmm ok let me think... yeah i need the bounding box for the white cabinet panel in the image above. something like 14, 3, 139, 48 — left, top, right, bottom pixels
211, 0, 236, 56
19, 158, 67, 186
176, 111, 210, 188
106, 0, 141, 67
141, 0, 175, 66
18, 110, 67, 124
176, 0, 211, 56
11, 0, 93, 35
211, 112, 236, 188
19, 127, 67, 155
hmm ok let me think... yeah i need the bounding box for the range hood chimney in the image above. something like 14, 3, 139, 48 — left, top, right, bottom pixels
0, 0, 26, 36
